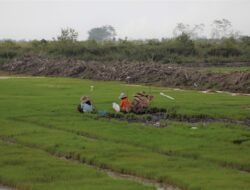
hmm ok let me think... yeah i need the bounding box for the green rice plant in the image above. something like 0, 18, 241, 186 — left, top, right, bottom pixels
0, 141, 153, 190
0, 76, 249, 190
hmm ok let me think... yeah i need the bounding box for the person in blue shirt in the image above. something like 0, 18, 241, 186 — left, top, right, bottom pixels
78, 96, 93, 113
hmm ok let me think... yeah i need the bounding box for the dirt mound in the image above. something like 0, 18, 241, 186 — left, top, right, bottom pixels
1, 55, 250, 93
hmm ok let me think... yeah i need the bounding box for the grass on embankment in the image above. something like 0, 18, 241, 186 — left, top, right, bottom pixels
198, 66, 250, 73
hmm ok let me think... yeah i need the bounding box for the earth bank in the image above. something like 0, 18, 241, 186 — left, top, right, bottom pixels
1, 55, 249, 93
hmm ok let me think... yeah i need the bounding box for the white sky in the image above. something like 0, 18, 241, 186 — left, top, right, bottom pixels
0, 0, 250, 40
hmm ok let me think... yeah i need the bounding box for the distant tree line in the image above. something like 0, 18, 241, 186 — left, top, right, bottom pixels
0, 19, 250, 64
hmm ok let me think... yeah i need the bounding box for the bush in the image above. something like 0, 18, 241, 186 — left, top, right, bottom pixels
0, 35, 249, 64
0, 40, 21, 59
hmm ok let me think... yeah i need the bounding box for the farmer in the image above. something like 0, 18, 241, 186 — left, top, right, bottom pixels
78, 96, 93, 113
119, 92, 131, 113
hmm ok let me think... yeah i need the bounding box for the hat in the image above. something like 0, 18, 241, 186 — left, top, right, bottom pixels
80, 96, 89, 102
119, 92, 127, 99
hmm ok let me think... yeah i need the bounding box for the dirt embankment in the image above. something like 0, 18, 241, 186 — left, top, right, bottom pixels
1, 55, 250, 93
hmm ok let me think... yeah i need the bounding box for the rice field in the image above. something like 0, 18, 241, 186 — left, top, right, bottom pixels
0, 76, 249, 190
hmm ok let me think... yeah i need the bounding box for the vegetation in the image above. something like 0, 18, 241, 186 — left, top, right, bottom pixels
88, 25, 116, 41
0, 76, 249, 190
197, 66, 250, 73
1, 34, 250, 65
1, 19, 249, 65
0, 141, 153, 190
57, 27, 79, 42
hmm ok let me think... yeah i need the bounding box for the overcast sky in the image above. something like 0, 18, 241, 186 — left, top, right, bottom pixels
0, 0, 250, 40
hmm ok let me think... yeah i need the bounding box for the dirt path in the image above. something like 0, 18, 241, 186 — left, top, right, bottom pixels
0, 185, 13, 190
1, 55, 249, 93
0, 76, 44, 79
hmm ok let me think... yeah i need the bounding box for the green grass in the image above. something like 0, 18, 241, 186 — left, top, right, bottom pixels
0, 76, 250, 190
199, 66, 250, 73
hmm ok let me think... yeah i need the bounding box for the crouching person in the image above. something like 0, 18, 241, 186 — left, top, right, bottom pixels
119, 92, 131, 113
77, 96, 93, 113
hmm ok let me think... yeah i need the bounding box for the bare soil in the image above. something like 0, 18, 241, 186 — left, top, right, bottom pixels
1, 55, 249, 93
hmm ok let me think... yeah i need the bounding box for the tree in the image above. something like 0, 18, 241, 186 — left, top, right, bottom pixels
211, 19, 232, 39
190, 24, 205, 39
173, 23, 190, 37
88, 25, 116, 41
57, 27, 78, 42
173, 23, 205, 39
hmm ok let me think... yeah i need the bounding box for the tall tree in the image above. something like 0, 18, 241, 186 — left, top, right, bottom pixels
211, 19, 232, 39
57, 27, 78, 42
173, 23, 205, 39
190, 24, 205, 39
88, 25, 116, 41
173, 23, 190, 37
